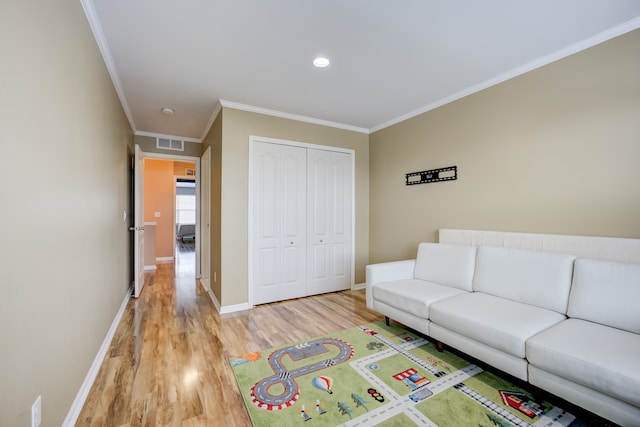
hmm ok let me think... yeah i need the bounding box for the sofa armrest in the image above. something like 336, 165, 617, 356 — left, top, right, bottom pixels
365, 259, 415, 309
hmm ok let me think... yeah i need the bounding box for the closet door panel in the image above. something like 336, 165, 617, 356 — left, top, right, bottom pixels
333, 243, 347, 277
260, 153, 278, 239
259, 248, 277, 288
307, 149, 352, 295
252, 143, 307, 304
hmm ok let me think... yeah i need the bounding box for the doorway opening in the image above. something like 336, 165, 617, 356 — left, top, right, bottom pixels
175, 177, 196, 275
133, 147, 201, 298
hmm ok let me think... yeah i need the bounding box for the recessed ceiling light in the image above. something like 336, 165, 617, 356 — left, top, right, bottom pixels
313, 57, 330, 68
161, 107, 175, 115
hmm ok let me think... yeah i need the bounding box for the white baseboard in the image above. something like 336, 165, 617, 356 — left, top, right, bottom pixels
156, 257, 174, 263
205, 286, 221, 312
199, 278, 211, 293
202, 284, 250, 314
352, 283, 366, 290
220, 302, 250, 314
62, 287, 131, 426
143, 265, 157, 272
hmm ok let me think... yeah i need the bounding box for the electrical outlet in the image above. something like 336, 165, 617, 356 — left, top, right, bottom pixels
31, 395, 41, 427
214, 272, 217, 282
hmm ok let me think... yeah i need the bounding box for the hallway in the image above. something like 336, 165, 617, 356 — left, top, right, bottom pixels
75, 254, 381, 426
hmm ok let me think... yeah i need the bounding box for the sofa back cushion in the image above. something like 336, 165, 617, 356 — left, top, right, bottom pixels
413, 243, 476, 291
568, 259, 640, 334
473, 246, 575, 314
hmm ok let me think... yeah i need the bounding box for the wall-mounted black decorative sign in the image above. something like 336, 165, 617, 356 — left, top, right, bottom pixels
406, 166, 457, 185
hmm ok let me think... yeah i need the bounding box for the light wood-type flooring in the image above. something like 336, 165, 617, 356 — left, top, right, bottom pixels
76, 249, 382, 426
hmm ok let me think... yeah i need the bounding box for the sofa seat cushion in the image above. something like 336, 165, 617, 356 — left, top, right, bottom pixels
430, 292, 566, 358
372, 279, 468, 320
526, 318, 640, 408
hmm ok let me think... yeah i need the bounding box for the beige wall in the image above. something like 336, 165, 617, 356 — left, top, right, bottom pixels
369, 29, 640, 263
201, 111, 223, 300
203, 108, 370, 307
0, 1, 133, 426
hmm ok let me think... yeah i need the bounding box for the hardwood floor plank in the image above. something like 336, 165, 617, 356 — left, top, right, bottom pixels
76, 258, 381, 426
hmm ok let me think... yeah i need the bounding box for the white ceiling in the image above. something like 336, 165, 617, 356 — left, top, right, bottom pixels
85, 0, 640, 140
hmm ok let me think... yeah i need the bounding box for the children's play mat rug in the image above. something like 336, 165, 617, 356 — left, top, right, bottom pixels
230, 321, 604, 427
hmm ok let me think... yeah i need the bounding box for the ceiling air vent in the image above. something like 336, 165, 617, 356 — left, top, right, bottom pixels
157, 137, 184, 151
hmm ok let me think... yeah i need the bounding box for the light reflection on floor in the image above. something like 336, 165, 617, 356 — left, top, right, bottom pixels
175, 239, 196, 302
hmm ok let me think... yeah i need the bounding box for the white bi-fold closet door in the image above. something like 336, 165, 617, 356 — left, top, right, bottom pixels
251, 139, 353, 305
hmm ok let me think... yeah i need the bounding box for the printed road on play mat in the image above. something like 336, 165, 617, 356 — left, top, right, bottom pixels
230, 321, 590, 427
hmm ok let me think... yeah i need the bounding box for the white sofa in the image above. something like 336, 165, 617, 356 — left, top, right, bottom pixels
176, 223, 196, 242
366, 239, 640, 426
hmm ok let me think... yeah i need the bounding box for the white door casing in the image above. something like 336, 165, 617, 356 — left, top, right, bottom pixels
133, 144, 145, 298
251, 142, 307, 305
249, 136, 354, 306
307, 149, 352, 295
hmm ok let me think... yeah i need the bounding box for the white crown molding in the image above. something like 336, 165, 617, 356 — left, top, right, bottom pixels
135, 130, 202, 143
219, 100, 370, 134
370, 16, 640, 133
200, 101, 223, 142
80, 0, 136, 133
